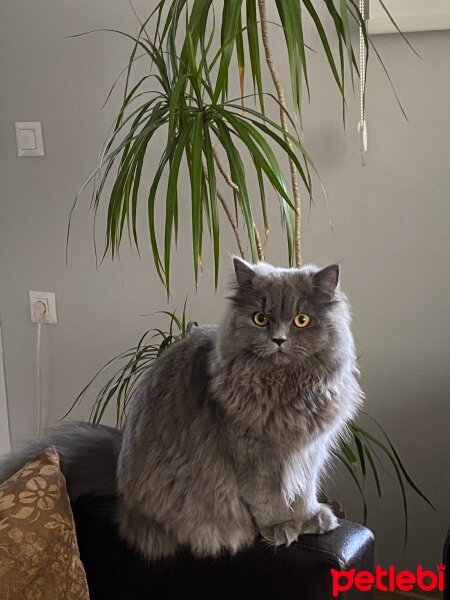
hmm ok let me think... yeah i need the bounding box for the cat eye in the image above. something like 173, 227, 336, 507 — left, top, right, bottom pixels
253, 312, 269, 327
293, 313, 311, 328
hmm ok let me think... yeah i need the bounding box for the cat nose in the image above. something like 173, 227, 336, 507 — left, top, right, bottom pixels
272, 338, 286, 346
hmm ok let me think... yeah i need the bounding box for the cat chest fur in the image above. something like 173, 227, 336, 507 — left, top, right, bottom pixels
211, 357, 346, 446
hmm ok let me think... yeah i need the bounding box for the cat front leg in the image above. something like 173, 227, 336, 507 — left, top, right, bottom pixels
290, 492, 339, 535
241, 480, 303, 547
300, 502, 339, 534
253, 493, 338, 545
247, 458, 338, 545
282, 438, 340, 536
247, 493, 301, 546
286, 471, 339, 536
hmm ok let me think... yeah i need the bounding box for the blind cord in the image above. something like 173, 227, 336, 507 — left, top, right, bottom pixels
359, 0, 368, 165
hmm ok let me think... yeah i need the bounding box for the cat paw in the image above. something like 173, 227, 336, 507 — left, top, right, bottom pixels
301, 504, 339, 535
260, 520, 300, 547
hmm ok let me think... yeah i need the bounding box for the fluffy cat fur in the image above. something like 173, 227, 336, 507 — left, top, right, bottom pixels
0, 259, 363, 561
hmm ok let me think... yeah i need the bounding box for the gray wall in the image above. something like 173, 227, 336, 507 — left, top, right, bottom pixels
1, 0, 449, 571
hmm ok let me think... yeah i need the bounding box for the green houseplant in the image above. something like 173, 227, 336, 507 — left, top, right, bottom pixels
67, 0, 433, 542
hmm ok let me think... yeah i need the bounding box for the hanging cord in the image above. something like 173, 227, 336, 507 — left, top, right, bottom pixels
358, 0, 368, 165
33, 301, 47, 434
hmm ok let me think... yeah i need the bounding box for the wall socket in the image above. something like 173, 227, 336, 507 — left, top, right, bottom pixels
29, 291, 57, 324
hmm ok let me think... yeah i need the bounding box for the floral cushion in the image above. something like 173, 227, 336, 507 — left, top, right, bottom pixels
0, 446, 89, 599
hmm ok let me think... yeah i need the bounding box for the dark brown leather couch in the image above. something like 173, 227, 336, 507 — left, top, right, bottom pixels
72, 495, 375, 600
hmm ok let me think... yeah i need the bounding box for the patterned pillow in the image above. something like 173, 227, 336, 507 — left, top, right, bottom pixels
0, 446, 89, 599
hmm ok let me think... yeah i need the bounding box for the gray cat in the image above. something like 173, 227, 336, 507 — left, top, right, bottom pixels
0, 258, 363, 561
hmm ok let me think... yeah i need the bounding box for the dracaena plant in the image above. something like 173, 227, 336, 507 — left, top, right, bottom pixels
70, 0, 371, 287
67, 0, 434, 543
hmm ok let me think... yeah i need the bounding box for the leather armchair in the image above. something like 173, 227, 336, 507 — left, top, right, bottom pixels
72, 496, 374, 600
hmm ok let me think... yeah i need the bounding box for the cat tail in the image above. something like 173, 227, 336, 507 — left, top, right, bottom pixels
0, 422, 122, 501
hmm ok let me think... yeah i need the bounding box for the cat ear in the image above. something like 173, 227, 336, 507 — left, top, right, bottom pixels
312, 264, 340, 297
233, 256, 256, 288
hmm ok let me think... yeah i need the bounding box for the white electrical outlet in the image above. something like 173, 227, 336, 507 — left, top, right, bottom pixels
29, 291, 57, 324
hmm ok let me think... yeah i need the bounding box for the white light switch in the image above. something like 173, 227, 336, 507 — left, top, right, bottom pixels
15, 122, 45, 156
19, 129, 37, 150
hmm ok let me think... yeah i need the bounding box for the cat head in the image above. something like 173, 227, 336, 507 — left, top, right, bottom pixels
217, 257, 352, 367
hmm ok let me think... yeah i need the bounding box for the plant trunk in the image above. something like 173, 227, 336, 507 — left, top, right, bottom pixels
258, 0, 302, 267
212, 148, 265, 262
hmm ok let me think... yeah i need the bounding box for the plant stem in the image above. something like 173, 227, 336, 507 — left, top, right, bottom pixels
216, 189, 247, 259
213, 146, 240, 194
253, 225, 264, 262
202, 162, 247, 259
258, 0, 302, 267
212, 146, 265, 261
